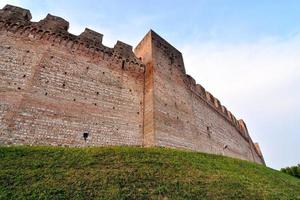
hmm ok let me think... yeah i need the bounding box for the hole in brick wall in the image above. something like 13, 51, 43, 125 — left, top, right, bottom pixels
26, 50, 30, 53
129, 89, 132, 92
17, 87, 21, 90
103, 72, 105, 75
140, 101, 142, 105
113, 106, 115, 109
73, 98, 76, 102
86, 66, 89, 70
137, 112, 140, 115
223, 145, 228, 149
94, 103, 97, 106
64, 72, 67, 75
42, 66, 45, 69
45, 80, 49, 84
96, 92, 99, 95
207, 126, 211, 138
177, 116, 179, 120
50, 56, 54, 59
165, 103, 167, 106
62, 83, 65, 87
22, 62, 25, 65
45, 92, 48, 96
83, 132, 89, 141
122, 60, 125, 69
23, 75, 26, 78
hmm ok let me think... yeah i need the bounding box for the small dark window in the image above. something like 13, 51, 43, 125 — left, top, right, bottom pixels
83, 132, 89, 141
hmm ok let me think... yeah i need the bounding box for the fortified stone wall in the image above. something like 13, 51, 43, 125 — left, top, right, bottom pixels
0, 5, 265, 164
0, 5, 145, 146
135, 31, 265, 164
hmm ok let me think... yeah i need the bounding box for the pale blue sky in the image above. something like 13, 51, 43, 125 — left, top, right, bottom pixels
1, 0, 299, 169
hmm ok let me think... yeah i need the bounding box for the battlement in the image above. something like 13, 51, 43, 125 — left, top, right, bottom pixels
36, 14, 69, 33
186, 70, 250, 140
0, 4, 31, 22
79, 28, 103, 46
0, 4, 264, 165
0, 5, 144, 73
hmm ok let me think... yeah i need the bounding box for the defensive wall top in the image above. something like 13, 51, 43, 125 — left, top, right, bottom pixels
0, 4, 264, 159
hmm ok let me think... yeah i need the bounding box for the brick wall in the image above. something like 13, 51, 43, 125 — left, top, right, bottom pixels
135, 31, 265, 164
0, 5, 265, 164
0, 5, 145, 146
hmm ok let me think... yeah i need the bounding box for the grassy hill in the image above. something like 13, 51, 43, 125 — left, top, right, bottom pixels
0, 146, 299, 200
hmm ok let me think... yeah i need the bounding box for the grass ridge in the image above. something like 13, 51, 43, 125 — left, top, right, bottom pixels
0, 146, 299, 200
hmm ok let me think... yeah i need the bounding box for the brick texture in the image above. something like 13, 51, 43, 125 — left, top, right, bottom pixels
0, 5, 265, 164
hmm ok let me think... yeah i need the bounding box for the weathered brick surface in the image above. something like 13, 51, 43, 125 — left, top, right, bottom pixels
135, 31, 265, 164
0, 5, 265, 164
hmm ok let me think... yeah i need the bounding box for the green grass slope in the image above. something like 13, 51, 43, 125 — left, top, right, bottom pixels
0, 146, 299, 200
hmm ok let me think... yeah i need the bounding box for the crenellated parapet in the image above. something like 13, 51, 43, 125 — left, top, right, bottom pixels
0, 4, 144, 74
0, 4, 31, 23
185, 73, 251, 141
0, 4, 264, 164
184, 74, 264, 160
